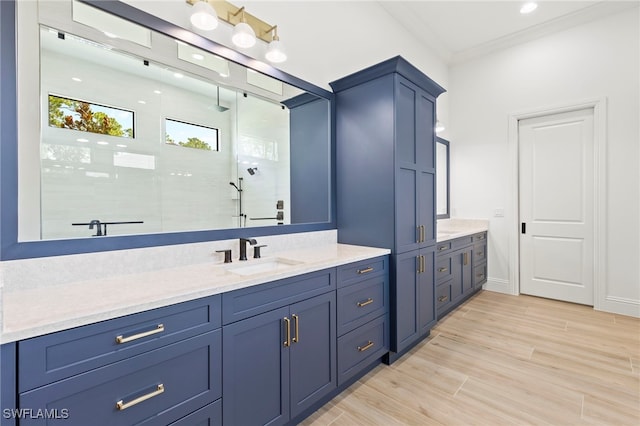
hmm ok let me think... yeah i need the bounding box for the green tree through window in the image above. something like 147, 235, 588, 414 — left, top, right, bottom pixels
48, 95, 134, 138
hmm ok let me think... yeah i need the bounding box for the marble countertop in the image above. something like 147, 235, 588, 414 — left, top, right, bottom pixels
437, 218, 489, 242
1, 243, 390, 343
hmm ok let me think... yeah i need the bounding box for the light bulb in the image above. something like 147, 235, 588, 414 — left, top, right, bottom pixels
265, 38, 287, 63
190, 1, 218, 31
232, 22, 256, 48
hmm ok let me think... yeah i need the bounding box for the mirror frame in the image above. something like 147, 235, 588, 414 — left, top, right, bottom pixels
436, 137, 450, 220
0, 0, 336, 260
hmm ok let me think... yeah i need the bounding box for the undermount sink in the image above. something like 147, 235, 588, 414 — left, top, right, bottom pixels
225, 258, 303, 276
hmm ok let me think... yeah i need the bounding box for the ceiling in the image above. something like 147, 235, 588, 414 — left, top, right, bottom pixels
379, 1, 639, 64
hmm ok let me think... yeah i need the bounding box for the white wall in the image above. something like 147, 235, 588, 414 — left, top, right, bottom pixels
449, 10, 639, 316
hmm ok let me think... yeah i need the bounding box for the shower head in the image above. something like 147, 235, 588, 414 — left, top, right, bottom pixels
229, 182, 240, 191
247, 167, 258, 175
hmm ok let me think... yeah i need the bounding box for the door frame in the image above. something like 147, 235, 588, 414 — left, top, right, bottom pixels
507, 98, 607, 310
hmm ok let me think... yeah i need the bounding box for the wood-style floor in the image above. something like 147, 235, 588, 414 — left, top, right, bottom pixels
301, 291, 640, 425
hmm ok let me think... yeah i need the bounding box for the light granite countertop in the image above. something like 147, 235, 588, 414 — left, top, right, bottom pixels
1, 243, 389, 343
437, 218, 489, 242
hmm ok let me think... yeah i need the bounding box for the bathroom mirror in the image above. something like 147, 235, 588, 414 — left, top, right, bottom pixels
1, 0, 333, 259
436, 137, 450, 219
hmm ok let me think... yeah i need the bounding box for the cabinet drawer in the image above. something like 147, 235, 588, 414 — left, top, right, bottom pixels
474, 242, 487, 263
473, 232, 487, 243
19, 295, 221, 392
337, 275, 388, 336
473, 263, 487, 287
436, 282, 452, 314
169, 399, 221, 426
20, 330, 222, 426
337, 256, 388, 287
337, 315, 388, 386
435, 241, 451, 253
222, 268, 336, 324
435, 255, 453, 283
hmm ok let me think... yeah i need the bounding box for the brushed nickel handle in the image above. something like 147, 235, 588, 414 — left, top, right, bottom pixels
416, 226, 421, 243
477, 274, 485, 279
463, 252, 468, 266
478, 252, 484, 257
116, 324, 164, 344
116, 384, 164, 411
283, 317, 291, 347
417, 255, 421, 273
438, 245, 448, 251
357, 341, 374, 352
357, 298, 374, 307
357, 267, 374, 274
292, 314, 299, 344
420, 225, 425, 243
438, 267, 448, 273
478, 235, 485, 240
438, 296, 448, 302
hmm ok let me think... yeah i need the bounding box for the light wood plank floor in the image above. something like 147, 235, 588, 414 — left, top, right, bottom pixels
301, 291, 640, 425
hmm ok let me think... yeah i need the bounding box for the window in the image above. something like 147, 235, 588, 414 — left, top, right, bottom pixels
165, 118, 219, 151
48, 94, 134, 138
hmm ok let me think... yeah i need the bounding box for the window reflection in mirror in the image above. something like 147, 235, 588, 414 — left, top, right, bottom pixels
436, 137, 450, 219
19, 15, 329, 241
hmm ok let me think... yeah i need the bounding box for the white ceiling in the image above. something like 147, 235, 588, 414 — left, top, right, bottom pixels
379, 1, 639, 64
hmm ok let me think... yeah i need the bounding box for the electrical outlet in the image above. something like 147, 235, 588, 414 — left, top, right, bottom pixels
494, 208, 504, 217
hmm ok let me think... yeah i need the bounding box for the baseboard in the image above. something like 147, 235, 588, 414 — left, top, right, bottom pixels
483, 277, 513, 295
597, 295, 640, 318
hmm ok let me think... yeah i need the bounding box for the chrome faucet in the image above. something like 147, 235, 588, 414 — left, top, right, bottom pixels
239, 238, 257, 261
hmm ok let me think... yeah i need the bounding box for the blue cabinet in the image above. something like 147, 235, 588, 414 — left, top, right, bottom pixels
436, 232, 487, 318
223, 291, 336, 426
331, 57, 445, 361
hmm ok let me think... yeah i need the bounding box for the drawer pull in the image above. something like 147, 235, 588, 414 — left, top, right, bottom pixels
438, 295, 448, 302
477, 252, 484, 257
292, 314, 299, 344
357, 298, 374, 308
116, 384, 164, 411
357, 341, 374, 352
477, 274, 485, 279
463, 252, 468, 266
420, 225, 425, 243
357, 267, 374, 274
438, 245, 448, 251
116, 324, 164, 344
478, 235, 485, 240
283, 317, 291, 347
438, 267, 448, 273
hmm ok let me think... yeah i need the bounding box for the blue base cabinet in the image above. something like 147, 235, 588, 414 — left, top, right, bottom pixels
222, 276, 337, 426
331, 57, 445, 362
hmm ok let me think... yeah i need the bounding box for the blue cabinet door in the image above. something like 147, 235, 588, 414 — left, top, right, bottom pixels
289, 292, 337, 419
223, 307, 290, 426
392, 252, 419, 353
418, 247, 436, 334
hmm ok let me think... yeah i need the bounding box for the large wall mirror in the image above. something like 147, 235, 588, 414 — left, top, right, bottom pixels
436, 137, 450, 219
1, 0, 333, 259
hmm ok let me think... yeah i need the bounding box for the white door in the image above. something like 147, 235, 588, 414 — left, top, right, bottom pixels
519, 108, 594, 305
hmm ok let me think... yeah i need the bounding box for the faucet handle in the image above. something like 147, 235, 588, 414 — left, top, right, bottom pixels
215, 249, 233, 263
253, 245, 267, 259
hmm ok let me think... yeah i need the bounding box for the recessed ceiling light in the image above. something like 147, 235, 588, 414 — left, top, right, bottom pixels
71, 77, 82, 82
191, 53, 205, 60
153, 90, 162, 94
97, 141, 109, 145
138, 100, 146, 104
174, 72, 184, 79
117, 144, 127, 148
76, 138, 89, 142
520, 2, 537, 14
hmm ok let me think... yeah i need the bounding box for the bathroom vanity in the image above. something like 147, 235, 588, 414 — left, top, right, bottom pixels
0, 244, 389, 426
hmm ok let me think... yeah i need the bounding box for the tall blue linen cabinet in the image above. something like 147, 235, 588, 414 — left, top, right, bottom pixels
331, 56, 446, 363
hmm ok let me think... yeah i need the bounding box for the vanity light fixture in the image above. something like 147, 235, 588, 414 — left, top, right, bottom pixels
189, 0, 219, 31
186, 0, 286, 62
435, 120, 445, 133
231, 7, 256, 48
265, 26, 287, 63
520, 2, 538, 14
